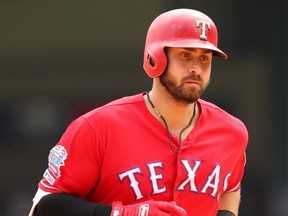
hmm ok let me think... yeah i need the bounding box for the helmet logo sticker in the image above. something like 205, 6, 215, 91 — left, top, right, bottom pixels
196, 20, 211, 41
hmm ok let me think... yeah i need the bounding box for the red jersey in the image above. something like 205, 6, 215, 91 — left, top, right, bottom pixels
39, 93, 248, 216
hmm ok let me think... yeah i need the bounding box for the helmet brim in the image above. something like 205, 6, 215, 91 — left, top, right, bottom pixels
165, 40, 228, 59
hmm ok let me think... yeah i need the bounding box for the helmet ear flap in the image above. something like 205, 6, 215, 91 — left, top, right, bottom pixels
144, 51, 158, 78
143, 49, 167, 78
147, 53, 156, 67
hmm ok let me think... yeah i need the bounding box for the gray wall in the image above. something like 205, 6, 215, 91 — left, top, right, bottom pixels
0, 0, 287, 215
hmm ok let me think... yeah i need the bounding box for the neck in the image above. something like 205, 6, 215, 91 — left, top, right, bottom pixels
145, 90, 198, 129
145, 91, 198, 133
145, 91, 197, 153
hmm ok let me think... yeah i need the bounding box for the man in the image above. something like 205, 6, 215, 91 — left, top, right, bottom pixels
28, 8, 248, 216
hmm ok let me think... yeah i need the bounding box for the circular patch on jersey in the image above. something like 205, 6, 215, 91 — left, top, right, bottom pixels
48, 145, 68, 178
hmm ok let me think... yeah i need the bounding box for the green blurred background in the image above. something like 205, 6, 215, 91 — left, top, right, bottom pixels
0, 0, 287, 215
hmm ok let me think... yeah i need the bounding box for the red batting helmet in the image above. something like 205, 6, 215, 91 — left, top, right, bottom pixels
143, 9, 228, 78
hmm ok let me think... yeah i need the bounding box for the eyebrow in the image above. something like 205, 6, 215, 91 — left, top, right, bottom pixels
182, 48, 212, 54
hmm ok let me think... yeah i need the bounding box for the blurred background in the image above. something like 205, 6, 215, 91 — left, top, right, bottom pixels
0, 0, 287, 215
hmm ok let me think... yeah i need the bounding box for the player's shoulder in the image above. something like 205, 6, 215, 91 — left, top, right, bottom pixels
198, 99, 234, 116
66, 93, 145, 131
198, 99, 220, 110
83, 93, 145, 118
199, 99, 238, 118
104, 93, 145, 107
198, 99, 248, 133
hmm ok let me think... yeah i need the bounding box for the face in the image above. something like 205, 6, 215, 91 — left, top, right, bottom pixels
160, 47, 213, 103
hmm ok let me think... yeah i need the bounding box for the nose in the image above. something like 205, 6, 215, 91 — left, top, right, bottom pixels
188, 58, 202, 75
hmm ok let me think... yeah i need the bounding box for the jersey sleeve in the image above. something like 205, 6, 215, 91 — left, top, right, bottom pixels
39, 116, 103, 198
225, 152, 247, 192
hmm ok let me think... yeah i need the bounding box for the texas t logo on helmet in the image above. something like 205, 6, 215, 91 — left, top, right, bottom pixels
196, 20, 211, 41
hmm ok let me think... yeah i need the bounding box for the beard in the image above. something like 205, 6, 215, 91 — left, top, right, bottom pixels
160, 71, 209, 103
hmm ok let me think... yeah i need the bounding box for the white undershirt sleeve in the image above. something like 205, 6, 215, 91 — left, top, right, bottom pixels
28, 188, 51, 216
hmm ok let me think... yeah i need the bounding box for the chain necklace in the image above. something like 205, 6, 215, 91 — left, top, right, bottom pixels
146, 92, 197, 153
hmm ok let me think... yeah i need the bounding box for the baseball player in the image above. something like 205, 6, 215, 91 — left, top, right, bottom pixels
28, 8, 248, 216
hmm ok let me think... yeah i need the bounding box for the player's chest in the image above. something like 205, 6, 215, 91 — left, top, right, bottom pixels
100, 147, 233, 202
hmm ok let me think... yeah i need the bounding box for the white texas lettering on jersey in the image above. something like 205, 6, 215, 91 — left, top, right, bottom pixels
200, 164, 220, 197
119, 167, 144, 200
118, 160, 231, 201
146, 162, 166, 195
177, 160, 202, 192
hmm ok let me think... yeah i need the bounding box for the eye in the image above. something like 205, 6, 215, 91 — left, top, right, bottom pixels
200, 55, 210, 62
179, 52, 191, 59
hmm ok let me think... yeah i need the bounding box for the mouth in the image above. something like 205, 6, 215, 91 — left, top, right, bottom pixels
181, 75, 203, 88
184, 80, 201, 86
